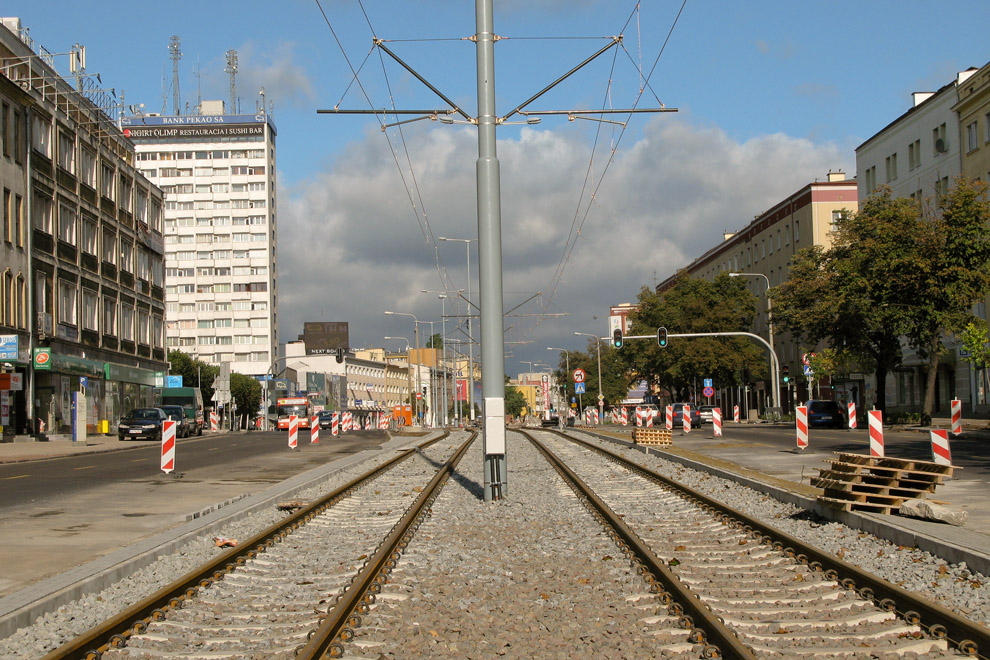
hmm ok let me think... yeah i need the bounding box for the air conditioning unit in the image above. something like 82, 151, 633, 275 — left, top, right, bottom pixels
935, 138, 948, 153
37, 312, 53, 338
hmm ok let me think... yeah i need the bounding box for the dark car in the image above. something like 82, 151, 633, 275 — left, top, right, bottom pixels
806, 400, 845, 428
669, 403, 702, 429
318, 410, 336, 430
160, 405, 191, 438
118, 408, 168, 441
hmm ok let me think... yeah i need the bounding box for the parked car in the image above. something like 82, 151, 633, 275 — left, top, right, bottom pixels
668, 403, 702, 429
160, 405, 191, 438
118, 408, 168, 441
806, 400, 845, 428
318, 410, 336, 430
698, 405, 718, 424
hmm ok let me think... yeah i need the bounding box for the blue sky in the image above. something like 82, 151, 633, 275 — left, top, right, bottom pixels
12, 1, 990, 377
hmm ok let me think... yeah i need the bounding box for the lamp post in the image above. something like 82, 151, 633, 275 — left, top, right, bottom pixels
548, 347, 569, 416
729, 272, 779, 412
439, 237, 477, 422
575, 331, 604, 421
384, 311, 421, 425
423, 289, 464, 426
533, 362, 551, 419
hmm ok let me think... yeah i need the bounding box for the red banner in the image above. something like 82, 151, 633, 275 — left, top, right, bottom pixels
456, 379, 468, 401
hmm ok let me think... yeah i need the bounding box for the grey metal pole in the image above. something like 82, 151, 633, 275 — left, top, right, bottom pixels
439, 295, 448, 426
476, 0, 506, 501
466, 243, 475, 422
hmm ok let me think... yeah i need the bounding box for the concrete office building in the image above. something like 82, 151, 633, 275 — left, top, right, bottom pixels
126, 102, 278, 377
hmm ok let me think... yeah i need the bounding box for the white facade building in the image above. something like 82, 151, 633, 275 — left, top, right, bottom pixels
126, 103, 278, 376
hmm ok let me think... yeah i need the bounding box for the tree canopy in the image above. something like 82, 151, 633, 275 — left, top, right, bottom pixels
167, 350, 219, 405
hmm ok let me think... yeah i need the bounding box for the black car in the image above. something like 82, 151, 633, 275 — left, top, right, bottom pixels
160, 405, 191, 438
806, 400, 845, 428
318, 410, 336, 430
118, 408, 168, 441
668, 403, 702, 429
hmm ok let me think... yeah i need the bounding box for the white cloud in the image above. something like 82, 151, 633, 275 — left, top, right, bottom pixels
277, 114, 851, 371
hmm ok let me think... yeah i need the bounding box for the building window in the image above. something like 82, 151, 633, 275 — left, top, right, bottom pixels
16, 274, 25, 329
14, 194, 23, 247
33, 193, 53, 233
908, 139, 921, 171
121, 304, 134, 341
831, 210, 844, 231
966, 121, 979, 153
58, 203, 76, 244
1, 102, 8, 158
119, 176, 132, 213
79, 147, 97, 188
120, 240, 133, 273
794, 220, 800, 242
864, 166, 877, 192
82, 289, 98, 331
885, 153, 897, 182
58, 279, 77, 325
31, 114, 51, 157
82, 218, 98, 255
2, 270, 12, 326
57, 130, 75, 172
138, 310, 150, 345
100, 161, 115, 200
985, 112, 990, 144
103, 297, 117, 336
932, 122, 947, 154
784, 225, 790, 246
102, 229, 116, 264
2, 188, 9, 243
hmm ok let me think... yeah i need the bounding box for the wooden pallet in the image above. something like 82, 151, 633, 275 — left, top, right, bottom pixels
813, 452, 955, 515
633, 428, 672, 446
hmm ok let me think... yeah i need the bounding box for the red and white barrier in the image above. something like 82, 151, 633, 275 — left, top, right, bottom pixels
645, 408, 654, 427
733, 405, 740, 423
621, 407, 629, 426
210, 411, 218, 432
332, 412, 339, 436
848, 402, 857, 430
682, 404, 691, 434
379, 413, 390, 429
342, 412, 352, 432
713, 407, 722, 437
795, 406, 808, 449
951, 399, 962, 435
868, 410, 884, 457
288, 414, 298, 449
592, 408, 600, 425
311, 416, 320, 444
665, 405, 673, 430
930, 429, 952, 466
635, 407, 643, 427
161, 420, 176, 474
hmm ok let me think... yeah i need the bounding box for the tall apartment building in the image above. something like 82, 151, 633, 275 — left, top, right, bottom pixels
125, 102, 278, 377
1, 18, 168, 436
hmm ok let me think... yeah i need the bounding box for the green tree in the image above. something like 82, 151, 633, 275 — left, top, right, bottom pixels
960, 321, 990, 402
624, 273, 765, 402
230, 372, 261, 426
167, 350, 219, 404
504, 377, 527, 417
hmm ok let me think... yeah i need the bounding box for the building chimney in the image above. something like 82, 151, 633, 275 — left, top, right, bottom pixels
827, 170, 845, 182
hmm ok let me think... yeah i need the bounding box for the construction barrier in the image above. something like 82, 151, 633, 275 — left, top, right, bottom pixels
635, 407, 643, 427
682, 404, 691, 434
379, 414, 390, 429
633, 427, 672, 446
848, 402, 857, 430
311, 416, 319, 444
796, 406, 808, 449
161, 420, 176, 474
868, 410, 884, 457
713, 407, 722, 437
288, 414, 298, 449
210, 411, 218, 432
665, 405, 673, 431
621, 407, 629, 426
332, 412, 339, 436
343, 412, 352, 432
930, 429, 952, 466
951, 399, 962, 435
733, 405, 740, 423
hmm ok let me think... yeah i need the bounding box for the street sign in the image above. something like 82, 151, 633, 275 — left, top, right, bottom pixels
0, 335, 17, 360
802, 352, 814, 366
703, 386, 714, 398
575, 382, 586, 394
166, 375, 183, 387
34, 348, 51, 370
573, 368, 586, 383
597, 394, 604, 402
803, 365, 813, 376
703, 378, 713, 388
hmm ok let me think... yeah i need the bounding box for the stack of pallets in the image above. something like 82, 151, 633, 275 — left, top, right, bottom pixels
812, 452, 955, 514
632, 428, 672, 446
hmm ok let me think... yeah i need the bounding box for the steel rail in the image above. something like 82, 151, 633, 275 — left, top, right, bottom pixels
40, 432, 450, 660
555, 429, 990, 659
296, 431, 477, 659
521, 430, 757, 660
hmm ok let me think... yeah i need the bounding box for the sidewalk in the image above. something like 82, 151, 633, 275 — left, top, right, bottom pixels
0, 431, 237, 464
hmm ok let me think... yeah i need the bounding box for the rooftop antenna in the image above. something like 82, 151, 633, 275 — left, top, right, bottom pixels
225, 49, 238, 114
169, 35, 181, 115
69, 43, 85, 91
160, 64, 167, 114
195, 54, 202, 114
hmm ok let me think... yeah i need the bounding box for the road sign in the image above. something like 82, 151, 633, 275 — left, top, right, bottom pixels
0, 335, 17, 360
575, 382, 586, 394
802, 352, 814, 366
703, 378, 713, 388
597, 394, 604, 402
703, 386, 714, 398
803, 365, 813, 376
573, 368, 586, 383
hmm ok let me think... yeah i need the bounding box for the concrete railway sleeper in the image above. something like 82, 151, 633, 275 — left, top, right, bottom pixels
37, 432, 465, 660
543, 428, 987, 659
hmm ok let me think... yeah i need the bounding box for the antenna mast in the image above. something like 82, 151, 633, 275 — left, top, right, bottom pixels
225, 49, 238, 114
169, 35, 181, 115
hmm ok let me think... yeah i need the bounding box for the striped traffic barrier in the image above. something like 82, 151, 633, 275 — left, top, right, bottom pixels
682, 404, 691, 434
210, 411, 218, 432
621, 407, 629, 426
288, 414, 298, 449
610, 409, 619, 424
161, 420, 176, 474
379, 414, 390, 429
635, 406, 643, 427
311, 416, 319, 444
665, 405, 673, 431
795, 406, 808, 450
332, 412, 339, 436
868, 410, 884, 457
951, 399, 962, 435
712, 407, 723, 437
592, 408, 599, 425
733, 405, 740, 423
645, 408, 654, 427
343, 412, 352, 432
848, 402, 857, 430
930, 429, 952, 466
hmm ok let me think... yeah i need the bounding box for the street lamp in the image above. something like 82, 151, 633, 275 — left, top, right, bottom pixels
439, 236, 477, 422
384, 336, 413, 421
423, 289, 465, 427
548, 347, 570, 414
574, 331, 605, 421
385, 311, 422, 424
729, 272, 779, 411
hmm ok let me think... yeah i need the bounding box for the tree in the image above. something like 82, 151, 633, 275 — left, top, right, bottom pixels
425, 333, 443, 349
960, 321, 990, 404
504, 376, 526, 417
624, 273, 765, 403
230, 373, 261, 426
167, 350, 219, 404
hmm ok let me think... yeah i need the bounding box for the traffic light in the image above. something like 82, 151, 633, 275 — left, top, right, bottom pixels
782, 365, 789, 383
657, 327, 668, 348
612, 328, 623, 348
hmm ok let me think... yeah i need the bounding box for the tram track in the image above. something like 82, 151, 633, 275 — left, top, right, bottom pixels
534, 428, 988, 658
37, 431, 471, 660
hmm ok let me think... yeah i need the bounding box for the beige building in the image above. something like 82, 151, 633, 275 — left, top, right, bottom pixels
953, 60, 990, 184
657, 171, 859, 414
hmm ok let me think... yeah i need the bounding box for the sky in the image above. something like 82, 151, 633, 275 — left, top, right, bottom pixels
11, 1, 990, 379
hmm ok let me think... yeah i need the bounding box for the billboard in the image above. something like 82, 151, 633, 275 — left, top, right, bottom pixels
303, 322, 349, 356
